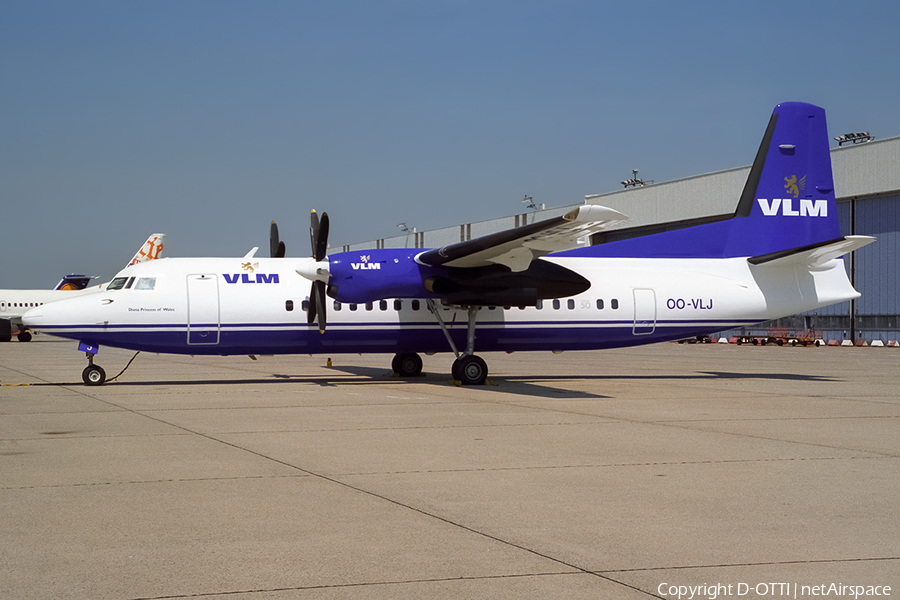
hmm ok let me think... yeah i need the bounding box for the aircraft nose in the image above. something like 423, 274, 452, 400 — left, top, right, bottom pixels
21, 305, 47, 327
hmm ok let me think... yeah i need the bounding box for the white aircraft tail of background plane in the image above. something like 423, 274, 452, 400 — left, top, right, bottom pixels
1, 234, 165, 342
23, 102, 874, 385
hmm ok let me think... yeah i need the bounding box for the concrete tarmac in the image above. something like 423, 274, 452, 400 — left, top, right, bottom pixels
1, 337, 898, 599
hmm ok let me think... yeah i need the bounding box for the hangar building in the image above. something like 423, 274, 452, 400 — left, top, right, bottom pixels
343, 136, 900, 344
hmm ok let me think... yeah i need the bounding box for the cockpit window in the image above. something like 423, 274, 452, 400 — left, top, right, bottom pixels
134, 277, 156, 290
108, 277, 128, 290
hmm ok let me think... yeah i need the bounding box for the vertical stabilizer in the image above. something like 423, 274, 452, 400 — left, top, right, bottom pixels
570, 102, 843, 260
725, 102, 841, 256
127, 234, 166, 267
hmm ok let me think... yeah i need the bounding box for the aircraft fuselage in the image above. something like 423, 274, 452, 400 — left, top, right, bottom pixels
21, 253, 857, 356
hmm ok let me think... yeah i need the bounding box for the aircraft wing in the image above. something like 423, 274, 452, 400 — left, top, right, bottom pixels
415, 205, 627, 272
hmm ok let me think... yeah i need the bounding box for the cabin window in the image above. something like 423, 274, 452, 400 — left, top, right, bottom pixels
411, 300, 420, 311
552, 299, 561, 310
611, 299, 619, 310
285, 300, 294, 312
567, 299, 575, 310
134, 277, 156, 290
596, 299, 604, 309
124, 277, 135, 289
379, 300, 388, 311
333, 301, 342, 311
301, 300, 309, 311
536, 299, 543, 310
365, 302, 373, 311
349, 304, 357, 311
108, 277, 128, 290
393, 299, 402, 311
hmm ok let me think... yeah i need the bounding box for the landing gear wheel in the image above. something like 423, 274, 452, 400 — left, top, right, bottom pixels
17, 330, 33, 342
453, 355, 488, 386
82, 365, 106, 386
392, 352, 423, 377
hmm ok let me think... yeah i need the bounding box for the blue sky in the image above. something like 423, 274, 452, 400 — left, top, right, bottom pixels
3, 0, 899, 288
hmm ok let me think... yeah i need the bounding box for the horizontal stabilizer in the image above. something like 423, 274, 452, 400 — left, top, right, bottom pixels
747, 235, 875, 270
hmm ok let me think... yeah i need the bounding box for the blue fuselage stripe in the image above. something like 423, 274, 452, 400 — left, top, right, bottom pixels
36, 318, 759, 355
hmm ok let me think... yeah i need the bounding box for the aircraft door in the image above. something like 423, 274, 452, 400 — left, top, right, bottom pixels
187, 274, 220, 345
632, 288, 657, 335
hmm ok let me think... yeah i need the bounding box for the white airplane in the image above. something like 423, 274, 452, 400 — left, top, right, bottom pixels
1, 234, 165, 342
23, 103, 874, 386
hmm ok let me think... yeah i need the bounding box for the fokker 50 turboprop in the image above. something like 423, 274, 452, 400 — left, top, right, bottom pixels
23, 103, 874, 385
1, 234, 165, 342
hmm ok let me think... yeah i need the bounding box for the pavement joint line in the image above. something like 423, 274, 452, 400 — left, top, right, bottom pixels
1, 474, 307, 491
596, 555, 900, 573
3, 454, 892, 491
120, 571, 606, 600
438, 393, 900, 458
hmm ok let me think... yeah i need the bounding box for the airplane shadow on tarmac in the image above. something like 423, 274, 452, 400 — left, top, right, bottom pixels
43, 366, 840, 401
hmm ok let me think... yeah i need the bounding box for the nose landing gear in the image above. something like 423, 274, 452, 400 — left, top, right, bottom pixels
80, 344, 106, 386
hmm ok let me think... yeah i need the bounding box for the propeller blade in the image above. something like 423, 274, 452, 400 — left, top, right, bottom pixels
307, 282, 317, 325
315, 212, 329, 262
307, 280, 327, 333
308, 210, 330, 332
270, 221, 285, 258
310, 211, 320, 258
314, 280, 327, 333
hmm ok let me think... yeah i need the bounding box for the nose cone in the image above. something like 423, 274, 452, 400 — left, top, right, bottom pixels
22, 292, 102, 334
21, 305, 47, 328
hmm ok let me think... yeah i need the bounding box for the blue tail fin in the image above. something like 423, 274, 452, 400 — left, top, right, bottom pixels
725, 101, 840, 256
578, 102, 841, 259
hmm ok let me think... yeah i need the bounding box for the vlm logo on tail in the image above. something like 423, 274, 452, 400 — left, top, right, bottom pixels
758, 173, 826, 216
758, 196, 827, 217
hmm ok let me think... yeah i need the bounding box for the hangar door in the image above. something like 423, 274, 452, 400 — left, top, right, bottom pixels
187, 274, 220, 345
632, 288, 657, 335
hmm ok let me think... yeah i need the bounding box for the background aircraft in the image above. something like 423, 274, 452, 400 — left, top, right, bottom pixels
1, 234, 165, 342
23, 103, 874, 385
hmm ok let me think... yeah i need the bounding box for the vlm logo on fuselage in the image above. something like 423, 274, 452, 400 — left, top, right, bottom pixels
757, 198, 828, 217
223, 273, 280, 284
351, 255, 381, 270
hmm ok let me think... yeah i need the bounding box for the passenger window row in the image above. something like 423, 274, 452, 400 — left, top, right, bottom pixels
284, 298, 619, 312
1, 302, 44, 308
536, 298, 619, 310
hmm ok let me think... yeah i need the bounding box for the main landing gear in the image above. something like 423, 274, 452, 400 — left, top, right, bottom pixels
432, 301, 488, 386
389, 302, 490, 385
391, 352, 423, 378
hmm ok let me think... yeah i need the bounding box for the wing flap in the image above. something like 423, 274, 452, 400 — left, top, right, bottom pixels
417, 205, 627, 271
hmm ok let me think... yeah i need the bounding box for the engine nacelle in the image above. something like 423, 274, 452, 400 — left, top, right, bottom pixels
326, 249, 430, 304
